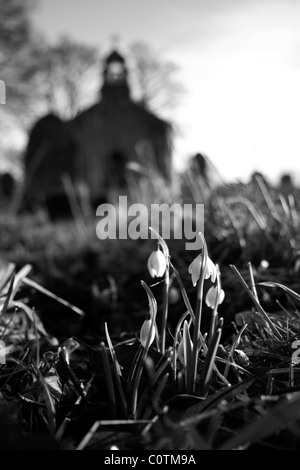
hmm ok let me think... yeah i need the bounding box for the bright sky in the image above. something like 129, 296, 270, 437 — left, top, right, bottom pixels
32, 0, 300, 185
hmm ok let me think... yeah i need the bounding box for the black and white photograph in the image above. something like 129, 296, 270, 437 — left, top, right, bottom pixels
0, 0, 300, 452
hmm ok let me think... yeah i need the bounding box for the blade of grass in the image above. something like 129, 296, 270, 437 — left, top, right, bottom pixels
11, 265, 32, 300
136, 357, 171, 419
224, 323, 248, 379
32, 305, 40, 369
248, 262, 258, 301
38, 372, 57, 437
230, 265, 283, 340
152, 372, 169, 414
208, 265, 222, 344
199, 327, 222, 397
169, 261, 195, 322
10, 300, 48, 336
172, 310, 190, 388
61, 173, 86, 235
255, 173, 280, 220
182, 320, 193, 391
190, 233, 207, 393
170, 259, 208, 354
31, 364, 56, 437
161, 264, 169, 355
105, 323, 128, 418
76, 419, 151, 450
76, 421, 101, 450
219, 391, 300, 450
131, 281, 158, 418
259, 281, 300, 304
100, 342, 117, 418
58, 347, 85, 399
221, 200, 246, 249
127, 344, 143, 384
22, 277, 84, 317
288, 193, 299, 231
0, 263, 15, 293
55, 377, 93, 440
1, 273, 15, 316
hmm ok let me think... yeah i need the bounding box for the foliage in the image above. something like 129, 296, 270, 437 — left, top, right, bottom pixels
1, 177, 300, 449
30, 37, 101, 120
0, 0, 43, 125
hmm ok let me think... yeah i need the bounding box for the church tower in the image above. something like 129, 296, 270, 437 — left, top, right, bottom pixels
101, 50, 130, 100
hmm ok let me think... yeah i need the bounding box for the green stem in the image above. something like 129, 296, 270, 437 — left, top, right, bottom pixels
160, 262, 170, 354
189, 243, 208, 393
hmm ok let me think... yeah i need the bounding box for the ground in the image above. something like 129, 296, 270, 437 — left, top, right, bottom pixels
0, 178, 300, 450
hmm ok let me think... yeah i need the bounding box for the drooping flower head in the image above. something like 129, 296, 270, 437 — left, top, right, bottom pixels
139, 318, 156, 348
188, 253, 217, 287
205, 285, 225, 308
147, 249, 167, 278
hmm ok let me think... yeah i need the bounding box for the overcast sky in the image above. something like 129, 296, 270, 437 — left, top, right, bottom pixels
32, 0, 300, 184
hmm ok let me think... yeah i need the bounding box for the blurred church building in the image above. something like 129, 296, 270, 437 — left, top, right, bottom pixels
22, 49, 173, 213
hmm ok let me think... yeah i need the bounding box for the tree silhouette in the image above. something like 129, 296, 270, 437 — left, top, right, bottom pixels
128, 41, 184, 117
0, 0, 42, 125
34, 37, 101, 119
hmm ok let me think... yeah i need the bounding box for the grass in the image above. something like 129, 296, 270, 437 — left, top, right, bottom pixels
1, 176, 300, 449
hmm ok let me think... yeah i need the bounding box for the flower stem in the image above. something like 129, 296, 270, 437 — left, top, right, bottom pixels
160, 262, 170, 354
189, 239, 208, 393
208, 268, 222, 344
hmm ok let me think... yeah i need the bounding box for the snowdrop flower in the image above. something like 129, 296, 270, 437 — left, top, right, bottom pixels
205, 285, 225, 308
147, 249, 167, 278
139, 319, 155, 348
188, 254, 217, 287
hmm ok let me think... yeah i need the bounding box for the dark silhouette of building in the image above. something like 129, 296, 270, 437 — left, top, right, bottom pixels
22, 114, 76, 213
22, 49, 173, 213
0, 172, 15, 201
